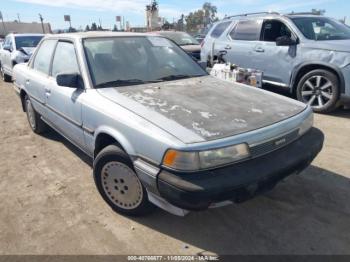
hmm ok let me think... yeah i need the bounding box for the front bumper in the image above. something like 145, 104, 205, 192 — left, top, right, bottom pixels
157, 127, 324, 211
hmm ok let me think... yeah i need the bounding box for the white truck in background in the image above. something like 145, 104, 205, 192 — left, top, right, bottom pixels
0, 33, 43, 82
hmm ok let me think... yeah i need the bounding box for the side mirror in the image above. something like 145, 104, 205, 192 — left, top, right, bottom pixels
276, 36, 298, 46
56, 73, 83, 89
3, 45, 12, 52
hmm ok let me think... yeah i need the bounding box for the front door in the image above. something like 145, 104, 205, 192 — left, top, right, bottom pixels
45, 41, 85, 148
253, 19, 298, 86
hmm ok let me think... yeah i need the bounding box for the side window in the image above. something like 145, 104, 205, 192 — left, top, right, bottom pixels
4, 36, 12, 50
51, 41, 79, 77
32, 40, 57, 75
229, 20, 262, 41
261, 20, 292, 42
210, 21, 232, 38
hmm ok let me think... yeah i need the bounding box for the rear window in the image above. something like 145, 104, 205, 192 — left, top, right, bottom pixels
230, 20, 262, 41
210, 21, 232, 38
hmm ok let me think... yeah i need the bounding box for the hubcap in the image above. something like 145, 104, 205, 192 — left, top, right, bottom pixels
101, 162, 143, 210
301, 75, 334, 109
26, 99, 36, 129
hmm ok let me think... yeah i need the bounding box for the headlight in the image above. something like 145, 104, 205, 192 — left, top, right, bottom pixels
298, 112, 314, 136
162, 144, 250, 171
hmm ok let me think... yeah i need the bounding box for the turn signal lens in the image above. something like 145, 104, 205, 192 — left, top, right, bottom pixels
163, 150, 199, 171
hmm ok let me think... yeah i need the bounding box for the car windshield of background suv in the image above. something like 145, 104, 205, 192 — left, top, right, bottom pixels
292, 17, 350, 41
15, 36, 43, 50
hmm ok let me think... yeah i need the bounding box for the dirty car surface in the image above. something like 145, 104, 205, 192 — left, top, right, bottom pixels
13, 32, 324, 216
105, 76, 305, 141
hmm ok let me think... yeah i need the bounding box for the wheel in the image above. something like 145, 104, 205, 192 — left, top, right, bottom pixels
0, 64, 12, 82
296, 69, 339, 113
25, 95, 47, 134
93, 144, 155, 216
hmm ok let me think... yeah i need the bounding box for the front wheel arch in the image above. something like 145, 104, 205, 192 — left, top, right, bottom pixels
291, 63, 344, 95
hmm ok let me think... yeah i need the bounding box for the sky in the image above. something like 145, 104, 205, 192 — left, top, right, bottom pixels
0, 0, 347, 30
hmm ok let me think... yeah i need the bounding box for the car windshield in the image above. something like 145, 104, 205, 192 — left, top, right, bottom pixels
291, 17, 350, 41
158, 32, 199, 45
83, 36, 207, 88
15, 36, 43, 49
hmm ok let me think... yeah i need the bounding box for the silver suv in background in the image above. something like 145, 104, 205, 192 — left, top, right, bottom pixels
201, 12, 350, 113
0, 33, 44, 82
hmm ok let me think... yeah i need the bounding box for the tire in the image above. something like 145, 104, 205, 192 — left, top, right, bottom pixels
24, 95, 47, 134
93, 144, 155, 216
296, 69, 339, 113
0, 64, 11, 82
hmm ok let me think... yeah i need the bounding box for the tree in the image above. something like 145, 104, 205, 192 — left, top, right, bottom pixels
85, 25, 90, 31
203, 2, 217, 26
176, 14, 185, 31
113, 24, 118, 31
185, 2, 218, 33
91, 22, 97, 31
97, 25, 103, 31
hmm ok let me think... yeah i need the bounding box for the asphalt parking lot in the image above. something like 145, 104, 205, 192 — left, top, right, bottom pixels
0, 79, 350, 255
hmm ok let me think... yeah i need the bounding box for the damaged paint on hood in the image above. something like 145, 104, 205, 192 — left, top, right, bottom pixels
97, 76, 306, 142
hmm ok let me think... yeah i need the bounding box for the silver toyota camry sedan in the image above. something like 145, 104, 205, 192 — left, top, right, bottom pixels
13, 32, 324, 216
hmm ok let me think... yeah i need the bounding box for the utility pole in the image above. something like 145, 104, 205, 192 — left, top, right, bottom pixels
17, 13, 20, 23
39, 13, 45, 33
0, 11, 6, 36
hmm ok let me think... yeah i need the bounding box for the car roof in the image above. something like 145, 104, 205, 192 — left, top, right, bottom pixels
153, 31, 187, 35
44, 31, 157, 41
220, 12, 325, 22
8, 33, 45, 37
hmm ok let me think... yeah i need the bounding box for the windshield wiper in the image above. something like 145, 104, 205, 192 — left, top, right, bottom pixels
156, 74, 201, 81
95, 79, 159, 88
180, 43, 198, 46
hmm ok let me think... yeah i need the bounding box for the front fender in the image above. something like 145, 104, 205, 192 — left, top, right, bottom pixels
291, 61, 345, 94
93, 125, 137, 156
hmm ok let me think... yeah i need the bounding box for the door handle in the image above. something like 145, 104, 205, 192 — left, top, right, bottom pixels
224, 45, 232, 50
255, 47, 265, 53
45, 88, 51, 94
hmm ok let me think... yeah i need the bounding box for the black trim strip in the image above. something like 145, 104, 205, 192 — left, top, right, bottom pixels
28, 94, 95, 135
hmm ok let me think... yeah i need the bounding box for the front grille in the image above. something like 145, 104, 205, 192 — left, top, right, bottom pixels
249, 129, 300, 158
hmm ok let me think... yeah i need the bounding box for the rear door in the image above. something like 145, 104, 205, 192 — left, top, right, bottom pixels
201, 20, 233, 63
25, 39, 57, 117
45, 40, 85, 148
216, 19, 263, 68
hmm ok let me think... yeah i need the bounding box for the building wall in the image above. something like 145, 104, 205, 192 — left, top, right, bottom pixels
0, 21, 52, 37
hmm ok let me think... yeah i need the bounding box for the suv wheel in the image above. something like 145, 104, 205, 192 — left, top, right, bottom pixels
0, 64, 11, 82
296, 69, 339, 113
93, 144, 155, 216
25, 95, 47, 134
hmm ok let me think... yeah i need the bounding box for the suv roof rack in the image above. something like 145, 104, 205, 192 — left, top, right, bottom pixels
224, 11, 280, 20
287, 12, 322, 16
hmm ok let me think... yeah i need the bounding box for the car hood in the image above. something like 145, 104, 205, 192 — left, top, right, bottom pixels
305, 39, 350, 53
18, 47, 35, 56
97, 76, 306, 143
180, 44, 201, 52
